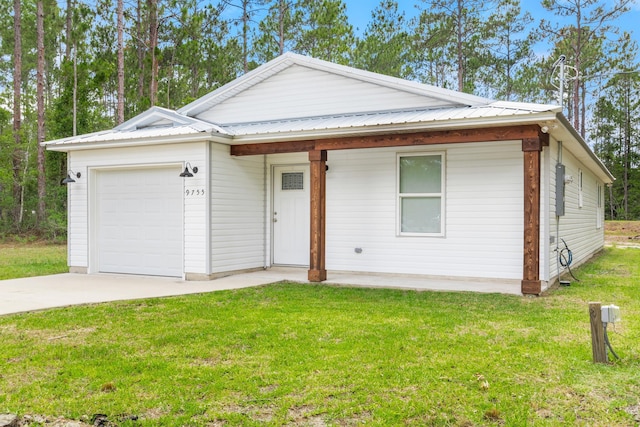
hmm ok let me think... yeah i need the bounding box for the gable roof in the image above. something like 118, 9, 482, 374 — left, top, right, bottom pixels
178, 52, 493, 123
45, 106, 229, 150
43, 53, 612, 182
115, 106, 225, 132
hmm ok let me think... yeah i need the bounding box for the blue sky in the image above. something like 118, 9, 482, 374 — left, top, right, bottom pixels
343, 0, 640, 61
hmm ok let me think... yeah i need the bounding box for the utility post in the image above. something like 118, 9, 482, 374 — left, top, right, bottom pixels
589, 302, 607, 363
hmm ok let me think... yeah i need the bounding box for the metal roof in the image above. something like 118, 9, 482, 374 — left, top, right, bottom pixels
223, 102, 561, 137
45, 122, 227, 148
46, 100, 560, 148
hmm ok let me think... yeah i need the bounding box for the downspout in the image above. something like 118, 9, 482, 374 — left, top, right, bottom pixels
556, 141, 562, 283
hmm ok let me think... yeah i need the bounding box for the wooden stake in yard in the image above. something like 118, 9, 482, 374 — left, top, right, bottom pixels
589, 302, 607, 363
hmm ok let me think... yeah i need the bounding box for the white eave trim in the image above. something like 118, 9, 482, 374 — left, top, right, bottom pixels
45, 132, 231, 152
555, 113, 614, 183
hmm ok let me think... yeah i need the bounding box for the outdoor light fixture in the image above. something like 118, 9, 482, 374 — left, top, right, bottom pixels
61, 170, 81, 185
179, 162, 198, 177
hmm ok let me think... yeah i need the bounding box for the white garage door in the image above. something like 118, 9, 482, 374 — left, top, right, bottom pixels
96, 167, 183, 277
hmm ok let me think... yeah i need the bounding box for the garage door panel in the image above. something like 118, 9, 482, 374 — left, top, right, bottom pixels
97, 167, 183, 277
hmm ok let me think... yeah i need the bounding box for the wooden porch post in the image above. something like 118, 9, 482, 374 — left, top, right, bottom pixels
521, 136, 544, 295
308, 150, 327, 282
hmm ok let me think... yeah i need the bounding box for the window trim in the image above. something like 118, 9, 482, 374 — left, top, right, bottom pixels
281, 171, 304, 191
397, 152, 446, 237
578, 168, 583, 208
596, 182, 603, 229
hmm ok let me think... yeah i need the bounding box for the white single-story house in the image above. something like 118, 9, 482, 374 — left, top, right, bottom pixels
45, 53, 613, 295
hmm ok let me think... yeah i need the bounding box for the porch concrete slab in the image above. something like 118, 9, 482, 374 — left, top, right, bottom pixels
320, 270, 523, 295
0, 268, 521, 316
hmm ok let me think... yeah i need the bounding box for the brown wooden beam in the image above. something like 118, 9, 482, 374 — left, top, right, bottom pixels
315, 125, 543, 151
308, 150, 327, 282
231, 140, 315, 156
522, 145, 541, 295
230, 125, 545, 156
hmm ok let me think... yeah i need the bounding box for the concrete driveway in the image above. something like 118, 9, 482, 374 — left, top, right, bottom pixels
0, 268, 521, 316
0, 269, 307, 316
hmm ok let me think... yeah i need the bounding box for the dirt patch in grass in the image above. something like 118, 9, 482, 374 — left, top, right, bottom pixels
624, 404, 640, 423
605, 221, 640, 244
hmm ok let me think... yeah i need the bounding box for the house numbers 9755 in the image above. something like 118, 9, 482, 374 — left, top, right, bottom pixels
185, 189, 205, 197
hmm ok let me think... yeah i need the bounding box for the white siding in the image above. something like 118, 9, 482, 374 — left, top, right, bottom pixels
210, 143, 266, 273
196, 65, 456, 124
266, 142, 524, 280
67, 142, 208, 276
547, 138, 605, 282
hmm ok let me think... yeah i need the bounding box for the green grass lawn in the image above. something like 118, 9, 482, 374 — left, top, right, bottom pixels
1, 246, 640, 425
0, 242, 67, 280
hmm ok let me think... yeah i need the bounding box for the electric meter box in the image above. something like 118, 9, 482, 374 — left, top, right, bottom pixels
601, 305, 621, 323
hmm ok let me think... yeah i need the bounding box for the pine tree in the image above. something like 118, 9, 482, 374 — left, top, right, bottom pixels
295, 0, 354, 64
592, 33, 640, 219
12, 0, 23, 226
411, 7, 453, 88
352, 0, 412, 78
117, 0, 125, 124
481, 0, 535, 101
540, 0, 633, 136
253, 0, 303, 62
415, 0, 495, 93
37, 0, 46, 222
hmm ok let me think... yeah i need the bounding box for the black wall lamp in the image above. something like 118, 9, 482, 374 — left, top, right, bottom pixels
61, 170, 81, 185
180, 162, 198, 177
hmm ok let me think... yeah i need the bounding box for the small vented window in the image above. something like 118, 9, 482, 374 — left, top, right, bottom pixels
282, 172, 304, 190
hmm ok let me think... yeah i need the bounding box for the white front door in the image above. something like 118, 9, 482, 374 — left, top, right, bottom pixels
273, 165, 310, 266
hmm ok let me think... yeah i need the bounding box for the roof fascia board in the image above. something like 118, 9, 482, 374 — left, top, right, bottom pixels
45, 133, 229, 152
43, 129, 115, 147
115, 106, 209, 131
555, 113, 614, 183
178, 55, 294, 116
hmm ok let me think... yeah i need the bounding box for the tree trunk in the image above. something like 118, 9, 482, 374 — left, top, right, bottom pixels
580, 80, 586, 137
243, 0, 249, 73
37, 0, 46, 222
73, 41, 77, 136
137, 0, 145, 101
608, 183, 614, 219
623, 77, 631, 218
148, 0, 158, 106
12, 0, 23, 226
279, 0, 285, 55
572, 4, 582, 134
66, 0, 72, 59
117, 0, 125, 124
456, 0, 464, 92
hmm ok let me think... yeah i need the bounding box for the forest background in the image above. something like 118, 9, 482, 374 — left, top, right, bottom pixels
1, 0, 639, 240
